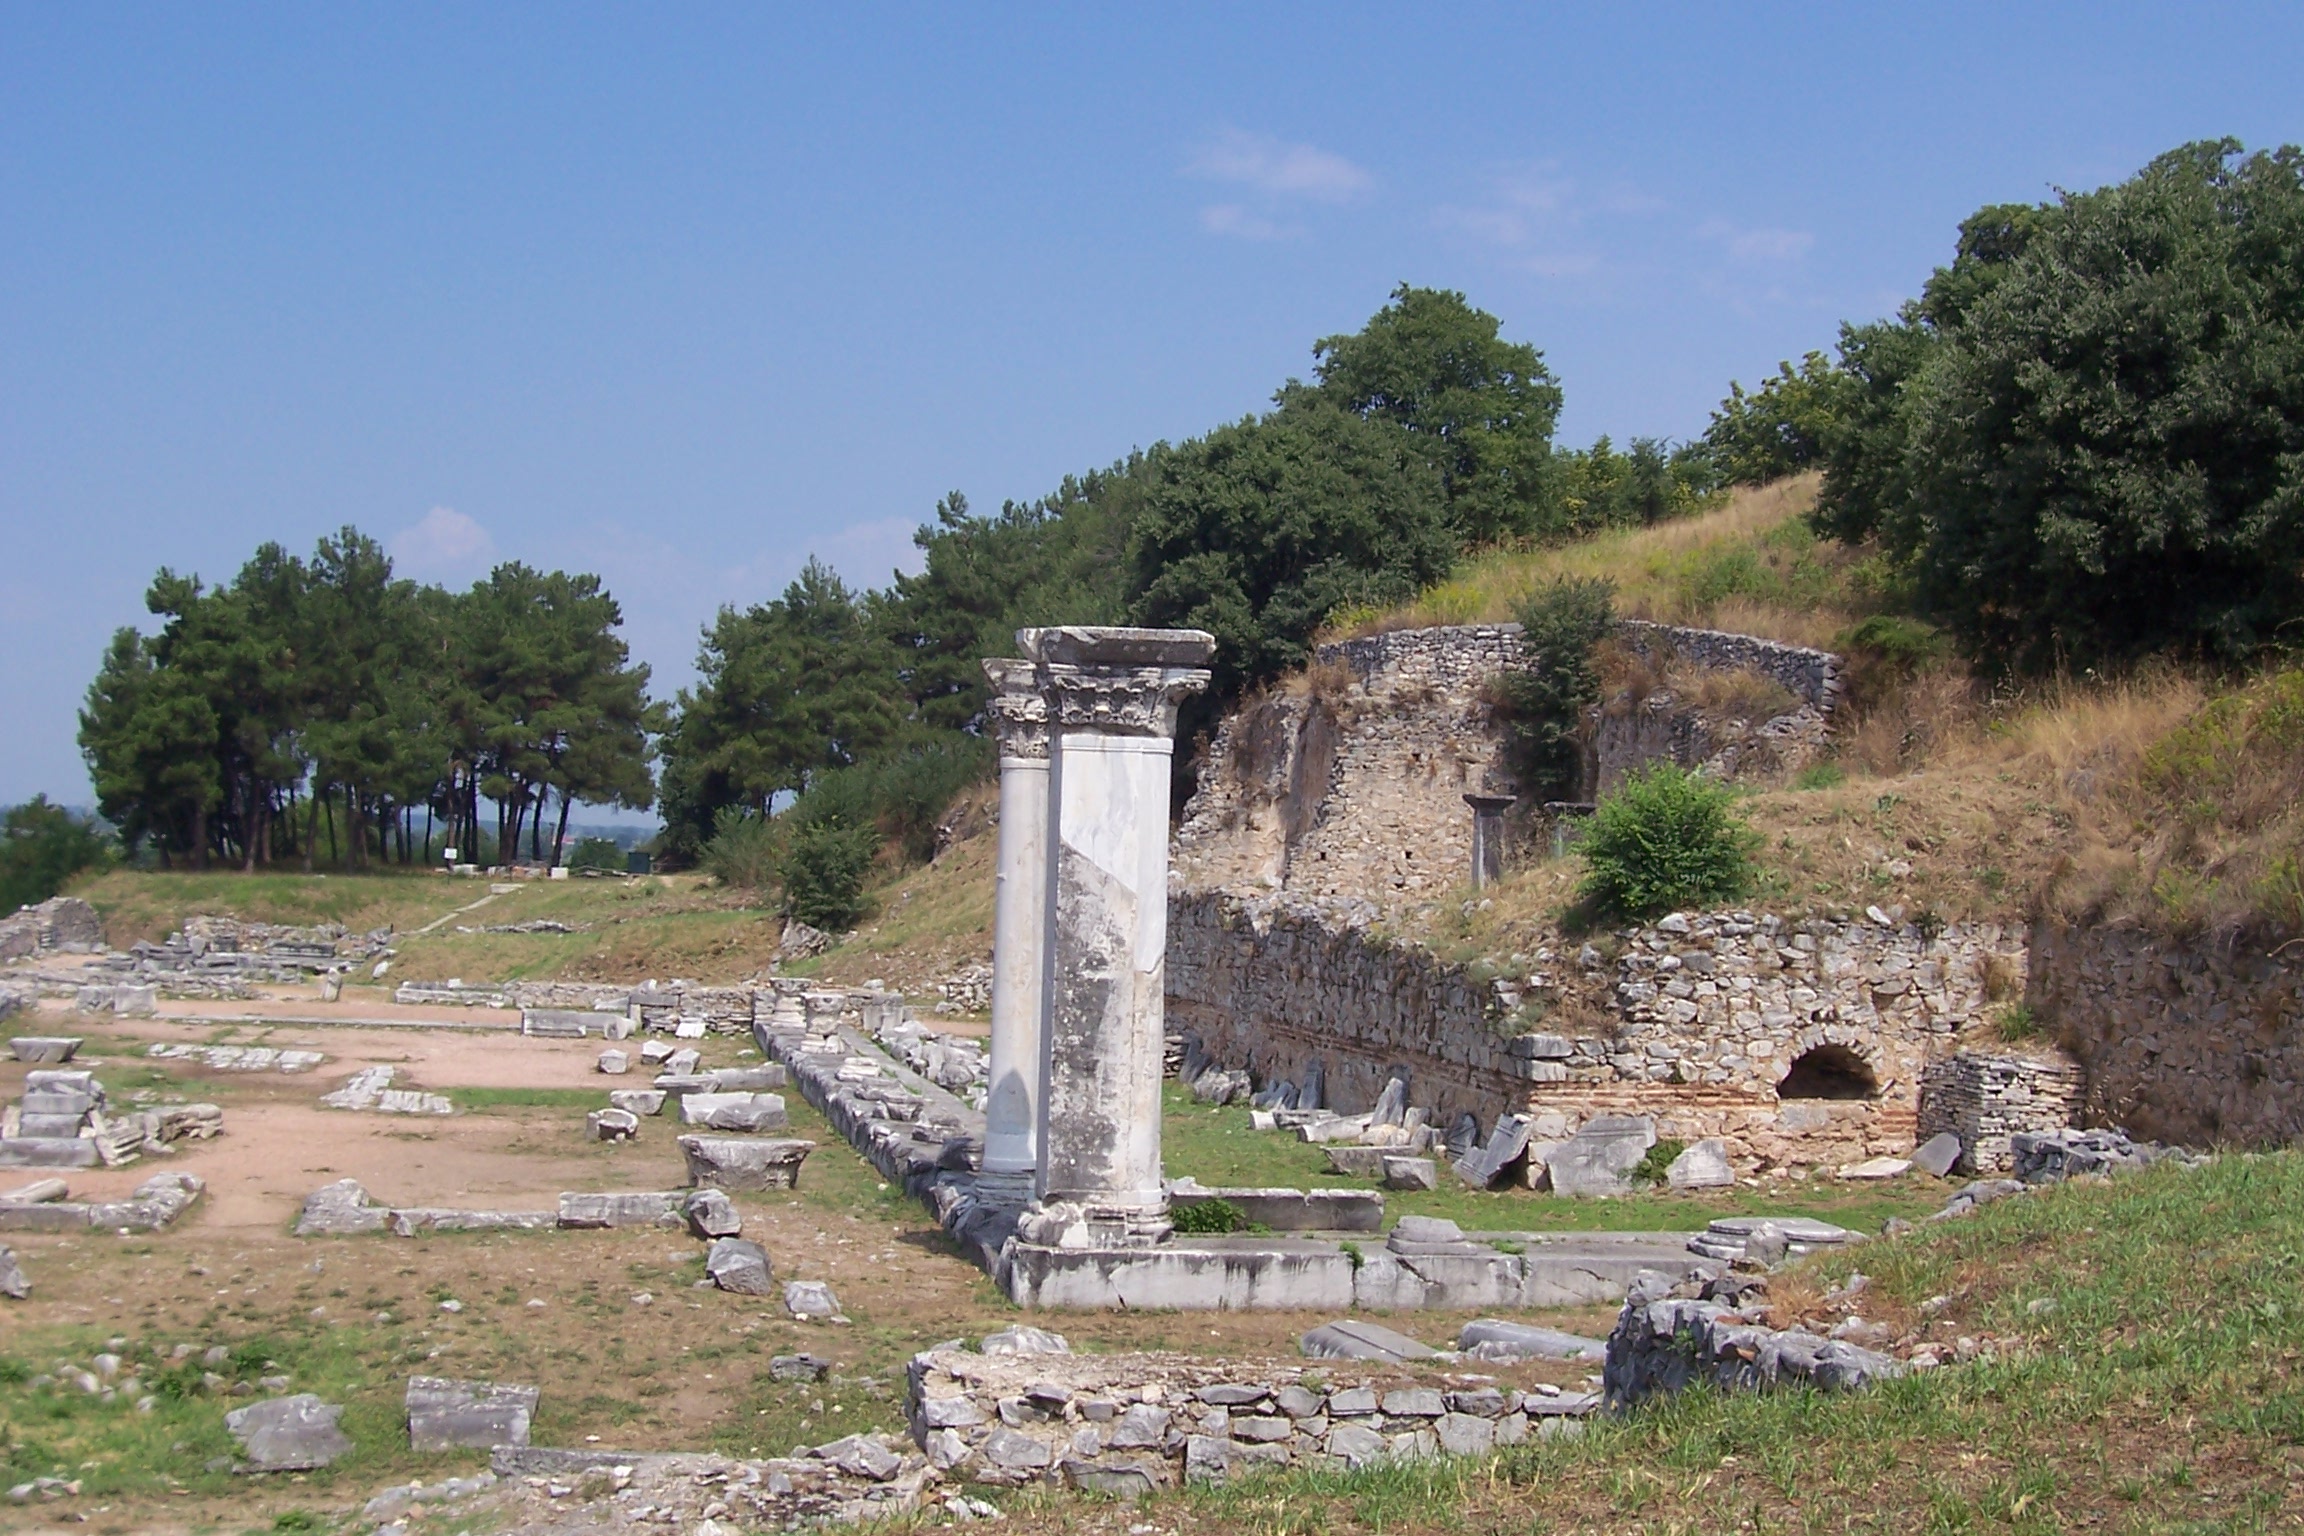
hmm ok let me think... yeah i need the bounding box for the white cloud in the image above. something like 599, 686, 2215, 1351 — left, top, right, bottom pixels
1700, 219, 1815, 263
389, 505, 497, 582
1199, 203, 1294, 242
1185, 129, 1373, 203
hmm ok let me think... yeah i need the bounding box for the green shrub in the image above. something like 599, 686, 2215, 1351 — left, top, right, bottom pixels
701, 808, 782, 892
777, 818, 879, 931
1793, 762, 1846, 791
1171, 1198, 1245, 1235
1579, 764, 1760, 919
1632, 1138, 1688, 1186
565, 836, 623, 873
1492, 577, 1617, 801
1996, 1003, 2041, 1042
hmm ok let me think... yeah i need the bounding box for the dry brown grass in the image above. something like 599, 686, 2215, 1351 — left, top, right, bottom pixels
1432, 663, 2223, 970
1333, 475, 1884, 650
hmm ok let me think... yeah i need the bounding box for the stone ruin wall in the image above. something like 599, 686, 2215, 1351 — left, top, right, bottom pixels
1164, 621, 2066, 1170
1163, 889, 2037, 1171
1173, 624, 1523, 903
1591, 622, 1843, 797
1165, 891, 1525, 1131
2028, 919, 2304, 1148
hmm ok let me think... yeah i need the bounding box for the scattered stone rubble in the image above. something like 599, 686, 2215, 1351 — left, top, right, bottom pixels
320, 1066, 452, 1116
147, 1041, 325, 1073
0, 1171, 205, 1233
0, 1069, 222, 1169
1604, 1268, 1904, 1408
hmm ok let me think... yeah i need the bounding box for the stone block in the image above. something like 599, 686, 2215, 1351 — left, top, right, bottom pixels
981, 1325, 1070, 1356
0, 1245, 26, 1298
1912, 1133, 1962, 1178
405, 1376, 538, 1452
1381, 1156, 1438, 1191
521, 1010, 592, 1039
1323, 1146, 1393, 1178
1545, 1115, 1657, 1197
684, 1187, 741, 1238
606, 1089, 666, 1117
705, 1237, 775, 1295
226, 1394, 353, 1470
679, 1092, 790, 1133
679, 1135, 814, 1192
8, 1038, 81, 1065
1458, 1319, 1607, 1361
784, 1279, 842, 1319
113, 986, 158, 1017
1300, 1319, 1437, 1362
0, 1138, 100, 1169
770, 1353, 831, 1383
585, 1109, 639, 1142
295, 1179, 387, 1236
597, 1049, 630, 1075
0, 1178, 68, 1204
1665, 1139, 1735, 1191
708, 1065, 789, 1092
1839, 1156, 1913, 1181
554, 1191, 685, 1228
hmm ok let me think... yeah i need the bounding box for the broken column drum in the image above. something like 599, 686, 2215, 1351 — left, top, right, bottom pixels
1464, 793, 1516, 889
1023, 626, 1214, 1246
979, 658, 1052, 1194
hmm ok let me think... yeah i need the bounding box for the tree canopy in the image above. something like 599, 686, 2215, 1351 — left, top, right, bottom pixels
80, 531, 657, 869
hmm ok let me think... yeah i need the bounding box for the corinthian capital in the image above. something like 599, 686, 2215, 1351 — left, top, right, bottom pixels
982, 658, 1050, 760
1036, 664, 1211, 739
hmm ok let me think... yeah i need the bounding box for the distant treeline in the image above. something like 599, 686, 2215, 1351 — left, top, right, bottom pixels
79, 530, 656, 870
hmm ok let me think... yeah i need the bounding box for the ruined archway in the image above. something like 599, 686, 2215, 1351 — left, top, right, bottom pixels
1777, 1043, 1879, 1100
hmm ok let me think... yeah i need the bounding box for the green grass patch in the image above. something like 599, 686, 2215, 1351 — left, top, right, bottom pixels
1166, 1151, 2303, 1532
453, 1086, 614, 1111
1157, 1086, 1936, 1233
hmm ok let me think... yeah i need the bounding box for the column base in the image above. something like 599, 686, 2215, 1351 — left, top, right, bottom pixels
1016, 1197, 1173, 1250
970, 1168, 1037, 1207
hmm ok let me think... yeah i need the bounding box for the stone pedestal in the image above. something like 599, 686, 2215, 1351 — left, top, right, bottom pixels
980, 659, 1051, 1195
1464, 793, 1516, 889
1022, 627, 1212, 1246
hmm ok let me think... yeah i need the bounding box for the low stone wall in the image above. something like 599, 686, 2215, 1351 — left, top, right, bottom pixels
907, 1347, 1588, 1489
1614, 621, 1843, 714
1167, 894, 2036, 1172
1915, 1050, 2084, 1173
2029, 919, 2304, 1147
1166, 891, 1522, 1129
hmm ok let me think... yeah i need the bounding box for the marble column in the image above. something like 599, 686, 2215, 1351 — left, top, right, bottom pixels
978, 658, 1050, 1197
1022, 626, 1213, 1247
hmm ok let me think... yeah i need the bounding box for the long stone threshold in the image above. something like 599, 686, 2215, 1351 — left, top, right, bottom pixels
756, 1012, 1716, 1311
1006, 1229, 1708, 1311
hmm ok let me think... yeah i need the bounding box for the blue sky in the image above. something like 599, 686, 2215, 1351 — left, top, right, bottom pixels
5, 4, 2301, 806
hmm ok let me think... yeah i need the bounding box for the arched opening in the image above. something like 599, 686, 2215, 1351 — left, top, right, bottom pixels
1778, 1044, 1878, 1100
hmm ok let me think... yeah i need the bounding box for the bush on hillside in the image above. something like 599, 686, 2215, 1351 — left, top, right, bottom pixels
1491, 578, 1616, 801
702, 808, 782, 893
1701, 352, 1847, 486
1819, 140, 2304, 675
1579, 764, 1759, 920
778, 818, 879, 932
0, 796, 115, 913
